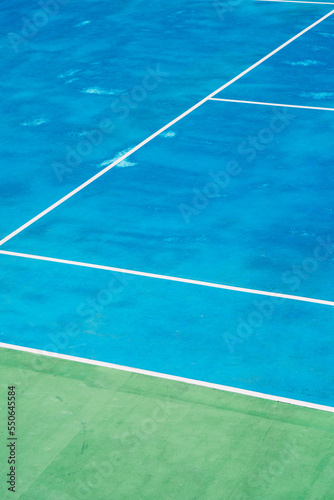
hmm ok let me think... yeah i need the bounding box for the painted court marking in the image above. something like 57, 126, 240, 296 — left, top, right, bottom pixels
0, 9, 333, 248
1, 249, 334, 307
210, 98, 334, 111
0, 342, 333, 413
258, 0, 334, 5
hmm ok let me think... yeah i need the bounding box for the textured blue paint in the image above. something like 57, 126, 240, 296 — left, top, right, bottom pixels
0, 1, 331, 236
1, 254, 334, 406
217, 14, 334, 105
1, 1, 333, 409
4, 102, 334, 301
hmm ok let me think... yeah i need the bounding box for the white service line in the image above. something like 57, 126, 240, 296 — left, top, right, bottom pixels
210, 98, 334, 111
0, 341, 333, 413
1, 8, 333, 248
257, 0, 334, 5
1, 249, 334, 307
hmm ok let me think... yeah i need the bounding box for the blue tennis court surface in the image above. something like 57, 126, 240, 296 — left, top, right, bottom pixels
1, 0, 334, 414
1, 253, 334, 406
4, 101, 334, 301
217, 13, 334, 106
0, 1, 332, 237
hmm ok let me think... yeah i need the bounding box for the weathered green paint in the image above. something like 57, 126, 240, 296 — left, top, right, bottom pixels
0, 348, 333, 499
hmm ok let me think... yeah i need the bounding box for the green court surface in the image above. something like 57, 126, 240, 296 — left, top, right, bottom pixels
0, 348, 333, 499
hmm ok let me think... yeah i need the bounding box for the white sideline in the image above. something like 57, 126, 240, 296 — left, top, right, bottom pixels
258, 0, 334, 5
0, 342, 333, 413
210, 98, 334, 111
0, 8, 333, 248
1, 249, 334, 307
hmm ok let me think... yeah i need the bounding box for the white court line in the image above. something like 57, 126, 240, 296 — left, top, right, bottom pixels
1, 249, 334, 307
0, 9, 333, 248
0, 342, 333, 413
257, 0, 334, 5
210, 98, 334, 111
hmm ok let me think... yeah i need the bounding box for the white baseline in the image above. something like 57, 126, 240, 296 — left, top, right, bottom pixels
257, 1, 334, 5
0, 342, 333, 413
0, 9, 333, 247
